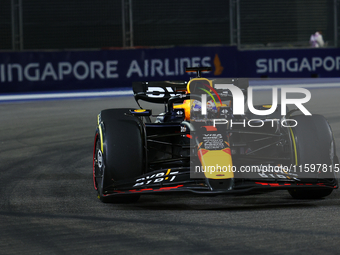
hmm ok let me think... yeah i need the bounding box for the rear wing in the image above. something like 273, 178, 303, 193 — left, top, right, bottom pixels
133, 81, 187, 104
132, 78, 249, 104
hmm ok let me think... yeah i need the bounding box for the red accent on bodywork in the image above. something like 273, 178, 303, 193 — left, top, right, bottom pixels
255, 182, 335, 188
198, 149, 209, 162
203, 126, 217, 131
155, 185, 184, 191
128, 189, 140, 193
202, 83, 223, 105
222, 148, 231, 155
127, 185, 184, 193
255, 182, 288, 187
113, 191, 124, 194
255, 182, 269, 186
268, 183, 281, 187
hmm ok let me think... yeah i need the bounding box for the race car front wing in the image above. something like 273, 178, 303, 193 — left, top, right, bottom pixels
101, 167, 338, 197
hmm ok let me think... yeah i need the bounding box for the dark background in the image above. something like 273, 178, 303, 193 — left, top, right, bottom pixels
0, 0, 337, 50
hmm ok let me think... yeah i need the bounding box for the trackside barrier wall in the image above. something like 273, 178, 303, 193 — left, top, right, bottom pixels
0, 46, 340, 93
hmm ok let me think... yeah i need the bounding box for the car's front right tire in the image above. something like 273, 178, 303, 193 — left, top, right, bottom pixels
288, 114, 337, 199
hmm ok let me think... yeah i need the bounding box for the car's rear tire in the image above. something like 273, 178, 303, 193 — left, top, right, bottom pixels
288, 114, 337, 199
93, 108, 145, 203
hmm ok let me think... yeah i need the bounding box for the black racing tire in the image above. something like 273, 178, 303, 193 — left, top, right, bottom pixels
93, 137, 113, 203
288, 114, 336, 199
93, 108, 144, 203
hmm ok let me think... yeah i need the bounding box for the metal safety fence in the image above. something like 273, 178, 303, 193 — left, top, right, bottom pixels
0, 0, 339, 50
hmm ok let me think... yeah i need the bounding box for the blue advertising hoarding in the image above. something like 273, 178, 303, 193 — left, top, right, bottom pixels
0, 46, 339, 93
238, 48, 340, 78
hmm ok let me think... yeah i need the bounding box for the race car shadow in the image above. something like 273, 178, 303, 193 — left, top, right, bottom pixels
129, 192, 325, 211
132, 202, 317, 211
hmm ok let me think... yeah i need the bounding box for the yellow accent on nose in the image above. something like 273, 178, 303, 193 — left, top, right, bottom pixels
199, 150, 234, 179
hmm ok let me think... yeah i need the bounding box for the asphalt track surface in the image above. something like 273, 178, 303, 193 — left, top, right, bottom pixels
1, 88, 340, 255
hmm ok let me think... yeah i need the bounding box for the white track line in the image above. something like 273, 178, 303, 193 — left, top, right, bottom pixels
0, 90, 133, 101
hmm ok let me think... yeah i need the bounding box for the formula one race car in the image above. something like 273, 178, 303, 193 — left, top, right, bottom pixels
93, 67, 339, 203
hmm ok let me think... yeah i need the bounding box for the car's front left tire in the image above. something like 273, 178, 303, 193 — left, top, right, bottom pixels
93, 108, 145, 203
